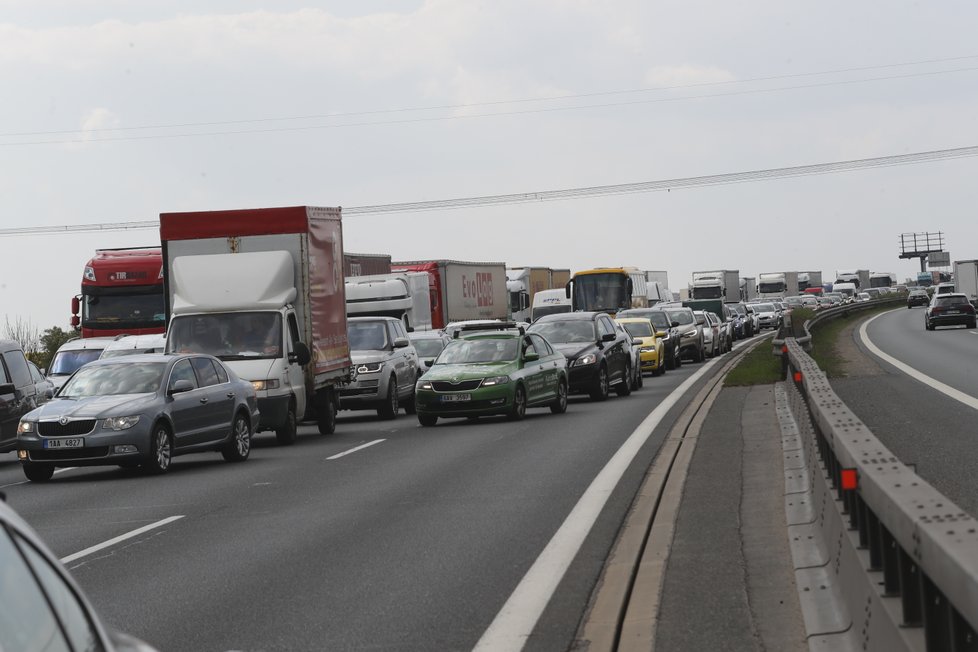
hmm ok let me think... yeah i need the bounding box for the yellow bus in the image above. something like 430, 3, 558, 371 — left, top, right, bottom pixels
566, 267, 648, 316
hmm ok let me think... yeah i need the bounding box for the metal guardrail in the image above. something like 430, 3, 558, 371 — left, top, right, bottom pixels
777, 299, 978, 651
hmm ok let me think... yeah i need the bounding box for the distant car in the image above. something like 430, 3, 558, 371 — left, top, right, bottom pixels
528, 312, 633, 400
16, 353, 259, 482
27, 361, 55, 405
443, 319, 511, 339
907, 289, 930, 308
749, 302, 780, 330
934, 283, 956, 297
925, 293, 977, 330
409, 330, 452, 372
99, 333, 167, 358
613, 319, 644, 391
617, 308, 681, 369
0, 498, 158, 651
654, 306, 705, 363
694, 311, 720, 358
414, 323, 568, 425
0, 339, 46, 454
46, 336, 117, 391
616, 317, 665, 377
706, 311, 729, 354
856, 292, 872, 302
340, 316, 419, 419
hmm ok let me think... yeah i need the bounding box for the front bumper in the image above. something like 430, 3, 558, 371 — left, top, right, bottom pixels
339, 372, 389, 410
567, 363, 601, 394
415, 384, 514, 417
17, 423, 152, 467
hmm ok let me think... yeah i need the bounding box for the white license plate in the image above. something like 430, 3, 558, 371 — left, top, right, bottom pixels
43, 438, 84, 449
947, 310, 960, 314
442, 394, 472, 402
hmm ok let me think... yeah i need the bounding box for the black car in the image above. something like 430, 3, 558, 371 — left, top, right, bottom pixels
528, 312, 633, 401
0, 339, 43, 454
618, 308, 682, 370
907, 289, 930, 308
725, 302, 755, 338
925, 293, 977, 330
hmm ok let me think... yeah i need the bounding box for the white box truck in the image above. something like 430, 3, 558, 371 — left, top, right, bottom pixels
954, 260, 978, 306
345, 272, 432, 333
160, 206, 352, 444
690, 270, 739, 301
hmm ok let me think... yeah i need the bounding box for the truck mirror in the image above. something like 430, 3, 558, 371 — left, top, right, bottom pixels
71, 296, 80, 314
70, 315, 80, 328
292, 341, 311, 366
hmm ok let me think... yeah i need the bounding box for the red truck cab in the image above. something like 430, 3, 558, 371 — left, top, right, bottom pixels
72, 247, 166, 338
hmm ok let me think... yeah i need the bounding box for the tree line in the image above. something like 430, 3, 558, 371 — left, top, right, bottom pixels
4, 317, 76, 371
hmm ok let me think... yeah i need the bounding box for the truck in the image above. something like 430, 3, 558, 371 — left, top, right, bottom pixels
345, 272, 432, 332
835, 269, 871, 289
757, 271, 800, 298
70, 247, 166, 338
566, 267, 648, 316
869, 272, 897, 288
647, 281, 672, 305
506, 267, 559, 322
690, 270, 740, 301
953, 260, 978, 306
530, 288, 572, 321
160, 206, 352, 444
799, 271, 822, 292
739, 277, 757, 301
390, 260, 508, 329
343, 252, 391, 277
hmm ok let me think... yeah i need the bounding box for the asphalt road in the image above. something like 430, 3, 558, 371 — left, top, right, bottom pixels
0, 347, 738, 651
833, 305, 978, 517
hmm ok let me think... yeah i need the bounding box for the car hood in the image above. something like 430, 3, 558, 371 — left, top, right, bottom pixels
425, 361, 516, 380
221, 358, 278, 382
351, 350, 394, 365
29, 393, 157, 420
550, 342, 599, 359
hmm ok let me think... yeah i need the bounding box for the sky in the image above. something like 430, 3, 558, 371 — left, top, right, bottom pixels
2, 0, 978, 333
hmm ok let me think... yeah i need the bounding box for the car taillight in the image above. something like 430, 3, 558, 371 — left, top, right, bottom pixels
930, 306, 944, 314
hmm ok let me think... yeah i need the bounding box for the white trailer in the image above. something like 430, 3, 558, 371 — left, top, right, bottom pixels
953, 260, 978, 306
690, 270, 739, 301
346, 272, 432, 332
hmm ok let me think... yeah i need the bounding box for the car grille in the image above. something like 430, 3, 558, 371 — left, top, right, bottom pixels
340, 387, 379, 397
431, 380, 482, 392
38, 420, 97, 437
30, 447, 110, 461
429, 399, 497, 412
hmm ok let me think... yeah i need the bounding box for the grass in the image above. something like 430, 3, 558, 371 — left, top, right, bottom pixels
809, 302, 897, 377
724, 340, 783, 386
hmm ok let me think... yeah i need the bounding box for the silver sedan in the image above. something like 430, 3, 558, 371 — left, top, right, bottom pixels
16, 353, 259, 482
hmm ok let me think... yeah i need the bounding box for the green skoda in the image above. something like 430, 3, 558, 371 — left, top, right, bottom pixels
415, 324, 569, 426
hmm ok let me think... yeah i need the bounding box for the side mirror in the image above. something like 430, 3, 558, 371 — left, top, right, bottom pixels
168, 379, 194, 395
655, 330, 667, 338
44, 389, 54, 399
291, 341, 311, 366
393, 337, 410, 349
631, 338, 643, 346
0, 383, 15, 395
671, 321, 680, 328
601, 333, 616, 342
523, 352, 539, 362
425, 359, 434, 368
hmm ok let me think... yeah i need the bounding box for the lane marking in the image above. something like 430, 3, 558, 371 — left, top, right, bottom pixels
60, 515, 185, 564
326, 439, 386, 460
0, 466, 77, 489
473, 337, 763, 651
859, 313, 978, 411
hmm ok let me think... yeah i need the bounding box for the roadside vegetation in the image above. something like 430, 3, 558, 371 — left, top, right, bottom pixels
809, 303, 897, 377
724, 340, 782, 386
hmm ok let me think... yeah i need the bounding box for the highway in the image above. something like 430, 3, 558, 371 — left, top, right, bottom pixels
0, 353, 730, 651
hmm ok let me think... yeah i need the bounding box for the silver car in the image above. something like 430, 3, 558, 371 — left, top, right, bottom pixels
410, 329, 452, 371
749, 302, 781, 330
16, 353, 259, 482
339, 317, 420, 419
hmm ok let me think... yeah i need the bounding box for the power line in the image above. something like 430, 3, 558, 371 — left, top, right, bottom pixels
4, 65, 978, 147
3, 144, 976, 237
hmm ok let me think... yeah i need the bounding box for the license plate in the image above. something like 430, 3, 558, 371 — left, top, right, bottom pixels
43, 438, 84, 449
441, 394, 472, 402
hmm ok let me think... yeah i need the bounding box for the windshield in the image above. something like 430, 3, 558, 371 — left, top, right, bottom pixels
529, 320, 596, 343
753, 303, 775, 312
60, 362, 166, 397
82, 291, 166, 330
348, 321, 390, 351
436, 338, 518, 364
571, 273, 629, 312
621, 321, 653, 337
412, 338, 447, 357
167, 312, 283, 359
758, 281, 786, 293
48, 348, 104, 376
934, 296, 970, 307
665, 310, 693, 326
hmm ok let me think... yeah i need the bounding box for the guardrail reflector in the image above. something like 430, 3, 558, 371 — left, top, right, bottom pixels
793, 371, 803, 383
841, 468, 858, 491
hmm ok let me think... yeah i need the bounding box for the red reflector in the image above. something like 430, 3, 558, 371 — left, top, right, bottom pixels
793, 371, 802, 382
841, 468, 858, 491
781, 345, 788, 354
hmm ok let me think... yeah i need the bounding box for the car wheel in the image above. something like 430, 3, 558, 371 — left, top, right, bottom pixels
143, 422, 172, 475
222, 412, 252, 462
317, 396, 336, 435
590, 365, 610, 402
615, 364, 632, 397
637, 368, 644, 388
969, 318, 977, 329
378, 376, 399, 420
275, 400, 298, 445
507, 384, 527, 421
654, 359, 665, 376
23, 462, 55, 482
665, 349, 676, 370
550, 379, 568, 414
675, 346, 683, 368
402, 391, 417, 415
418, 413, 438, 427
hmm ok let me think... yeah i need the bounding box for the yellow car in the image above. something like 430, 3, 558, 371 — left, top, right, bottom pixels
616, 317, 665, 376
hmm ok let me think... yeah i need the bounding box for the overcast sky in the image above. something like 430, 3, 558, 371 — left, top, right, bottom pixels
2, 0, 977, 333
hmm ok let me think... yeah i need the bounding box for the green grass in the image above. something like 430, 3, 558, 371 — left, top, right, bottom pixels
809, 303, 897, 377
724, 341, 783, 386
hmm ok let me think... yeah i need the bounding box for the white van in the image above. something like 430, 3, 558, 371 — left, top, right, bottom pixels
99, 333, 167, 358
46, 336, 117, 391
832, 282, 857, 301
531, 288, 572, 322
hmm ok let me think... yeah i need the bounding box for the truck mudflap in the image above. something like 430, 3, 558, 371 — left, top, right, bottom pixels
256, 394, 291, 432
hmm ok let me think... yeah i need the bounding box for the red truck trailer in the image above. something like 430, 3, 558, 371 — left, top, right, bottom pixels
391, 260, 508, 330
71, 247, 166, 338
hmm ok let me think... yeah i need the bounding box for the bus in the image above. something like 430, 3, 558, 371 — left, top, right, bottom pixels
71, 247, 166, 337
566, 267, 648, 316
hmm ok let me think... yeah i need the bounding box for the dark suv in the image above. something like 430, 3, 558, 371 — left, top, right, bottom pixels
528, 312, 633, 401
907, 289, 930, 308
0, 340, 42, 453
925, 293, 977, 330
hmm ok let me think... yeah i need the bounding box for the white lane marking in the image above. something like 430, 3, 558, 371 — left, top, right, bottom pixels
326, 439, 386, 460
60, 515, 185, 564
0, 466, 76, 489
473, 340, 746, 651
859, 313, 978, 411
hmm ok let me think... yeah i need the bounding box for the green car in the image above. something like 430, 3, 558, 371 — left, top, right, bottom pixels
415, 326, 569, 426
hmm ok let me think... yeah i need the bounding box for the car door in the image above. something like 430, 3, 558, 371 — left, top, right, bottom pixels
0, 349, 35, 450
528, 334, 559, 402
191, 356, 234, 444
166, 358, 207, 448
0, 358, 18, 450
389, 321, 418, 396
597, 316, 627, 383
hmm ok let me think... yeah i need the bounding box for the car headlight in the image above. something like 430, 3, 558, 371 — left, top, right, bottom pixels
417, 379, 433, 391
356, 362, 383, 374
573, 354, 597, 366
640, 346, 656, 353
482, 375, 510, 386
102, 415, 140, 431
17, 421, 35, 434
681, 330, 697, 339
251, 379, 280, 392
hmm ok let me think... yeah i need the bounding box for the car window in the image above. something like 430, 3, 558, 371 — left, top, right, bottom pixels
0, 359, 10, 385
935, 296, 969, 307
61, 362, 166, 397
191, 357, 221, 387
28, 361, 45, 383
2, 349, 31, 388
597, 317, 615, 337
529, 334, 553, 356
169, 359, 198, 389
621, 321, 653, 338
213, 360, 229, 384
530, 320, 596, 343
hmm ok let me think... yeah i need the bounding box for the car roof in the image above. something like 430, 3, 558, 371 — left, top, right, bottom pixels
534, 311, 602, 322
55, 336, 117, 351
83, 352, 199, 367
348, 316, 401, 323
102, 333, 167, 350
409, 330, 449, 339
934, 292, 969, 299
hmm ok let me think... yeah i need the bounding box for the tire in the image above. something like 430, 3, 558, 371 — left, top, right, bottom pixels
675, 347, 682, 368
665, 348, 676, 371
378, 377, 399, 419
317, 396, 336, 435
222, 412, 252, 462
23, 462, 54, 482
550, 380, 568, 414
615, 364, 632, 397
507, 384, 527, 421
654, 359, 665, 376
636, 368, 644, 388
418, 413, 438, 427
402, 392, 417, 415
143, 422, 172, 475
275, 401, 298, 445
969, 319, 977, 329
589, 365, 610, 402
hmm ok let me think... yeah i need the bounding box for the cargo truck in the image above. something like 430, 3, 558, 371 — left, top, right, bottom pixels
506, 267, 558, 322
160, 206, 352, 444
954, 260, 978, 306
690, 270, 740, 301
343, 252, 391, 277
391, 260, 507, 329
530, 288, 572, 321
801, 271, 822, 292
739, 277, 756, 301
71, 247, 166, 338
835, 269, 871, 289
869, 272, 897, 288
757, 272, 786, 299
345, 272, 432, 332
